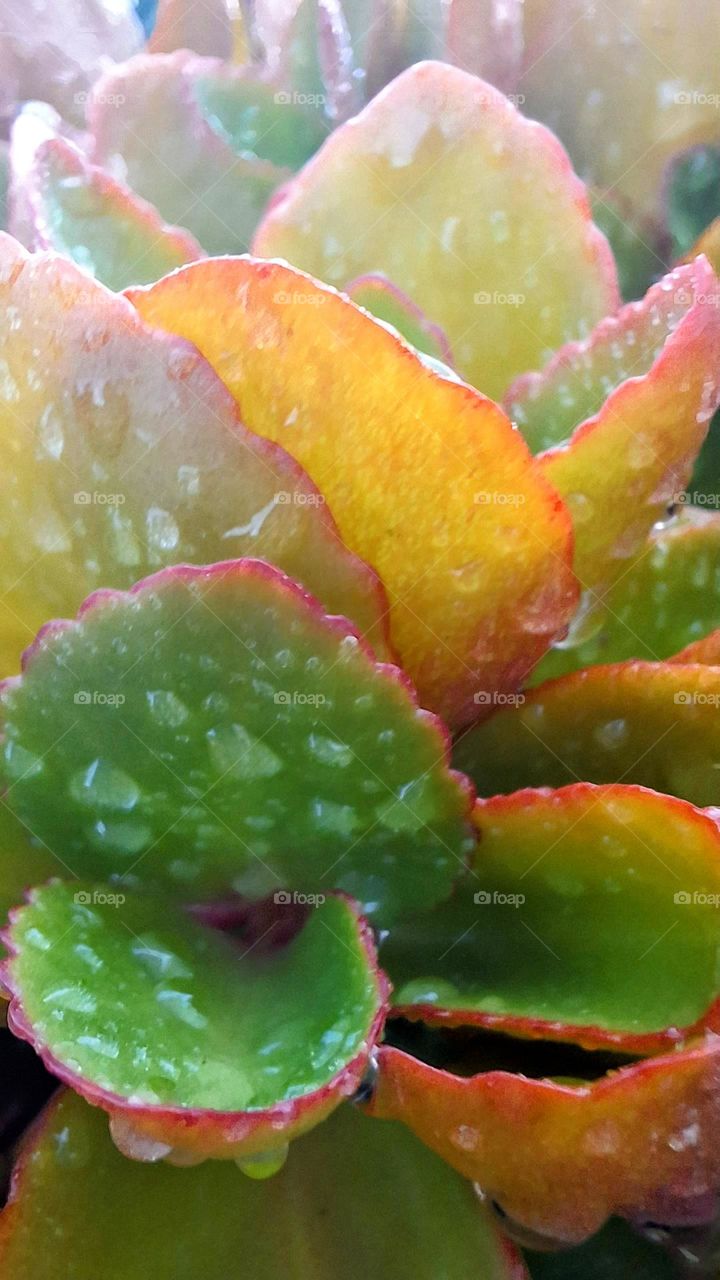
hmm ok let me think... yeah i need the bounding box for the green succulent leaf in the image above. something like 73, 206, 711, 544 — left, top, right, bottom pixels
9, 107, 204, 290
89, 52, 326, 254
383, 784, 720, 1051
0, 561, 472, 923
532, 510, 720, 683
3, 881, 386, 1159
0, 1088, 522, 1280
455, 660, 720, 806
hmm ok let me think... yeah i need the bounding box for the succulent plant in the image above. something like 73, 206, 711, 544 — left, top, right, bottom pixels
2, 4, 720, 1278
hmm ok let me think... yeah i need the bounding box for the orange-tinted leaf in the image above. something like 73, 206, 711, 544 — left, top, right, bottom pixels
672, 631, 720, 663
455, 661, 720, 806
370, 1037, 720, 1244
532, 509, 720, 683
0, 237, 388, 675
510, 261, 720, 598
129, 256, 577, 727
253, 60, 619, 400
384, 783, 720, 1052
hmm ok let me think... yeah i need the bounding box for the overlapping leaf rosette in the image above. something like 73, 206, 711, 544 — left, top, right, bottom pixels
7, 0, 720, 302
2, 44, 720, 1280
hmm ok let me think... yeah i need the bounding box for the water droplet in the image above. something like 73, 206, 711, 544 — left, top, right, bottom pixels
306, 734, 353, 768
69, 759, 140, 812
131, 935, 192, 981
156, 989, 207, 1030
207, 724, 283, 780
77, 1034, 119, 1059
235, 1144, 289, 1179
146, 506, 179, 554
3, 741, 44, 781
146, 689, 190, 728
90, 820, 151, 855
109, 1115, 173, 1163
593, 719, 629, 750
42, 986, 97, 1014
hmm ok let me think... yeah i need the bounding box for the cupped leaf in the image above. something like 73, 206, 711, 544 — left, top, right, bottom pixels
345, 273, 454, 365
383, 784, 720, 1052
506, 260, 719, 456
520, 0, 720, 253
455, 661, 720, 807
0, 236, 388, 676
0, 560, 472, 922
252, 60, 619, 400
369, 1036, 720, 1245
0, 1089, 525, 1280
533, 509, 720, 683
671, 631, 720, 663
128, 256, 578, 729
89, 51, 327, 254
8, 108, 204, 290
3, 882, 387, 1161
510, 260, 720, 607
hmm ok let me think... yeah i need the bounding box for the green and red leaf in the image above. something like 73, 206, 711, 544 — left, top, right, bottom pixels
2, 882, 387, 1161
508, 260, 720, 603
370, 1035, 720, 1245
89, 51, 328, 254
252, 60, 619, 400
455, 661, 720, 806
0, 560, 472, 922
533, 509, 720, 683
9, 106, 204, 290
383, 784, 720, 1052
0, 1088, 526, 1279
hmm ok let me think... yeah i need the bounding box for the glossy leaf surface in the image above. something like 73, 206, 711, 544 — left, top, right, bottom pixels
4, 882, 386, 1159
384, 784, 720, 1050
129, 256, 578, 728
0, 1089, 525, 1279
455, 661, 720, 807
0, 236, 388, 676
253, 61, 619, 399
90, 52, 327, 253
370, 1038, 720, 1244
0, 561, 472, 922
